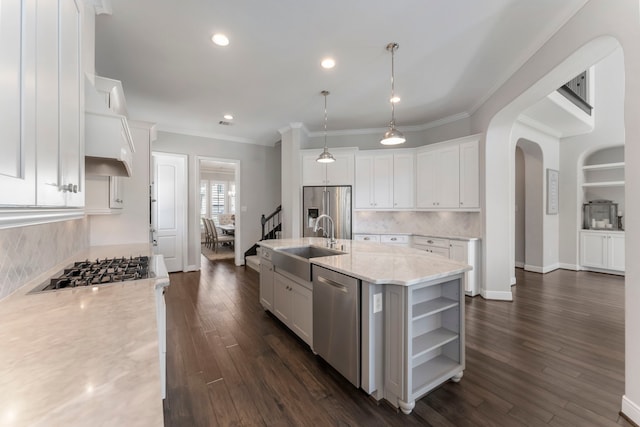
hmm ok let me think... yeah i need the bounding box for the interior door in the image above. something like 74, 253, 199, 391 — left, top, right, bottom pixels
152, 153, 186, 272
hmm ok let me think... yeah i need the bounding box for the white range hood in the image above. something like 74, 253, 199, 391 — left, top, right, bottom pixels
85, 76, 135, 177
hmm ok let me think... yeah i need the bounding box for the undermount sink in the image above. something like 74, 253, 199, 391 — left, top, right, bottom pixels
271, 245, 345, 282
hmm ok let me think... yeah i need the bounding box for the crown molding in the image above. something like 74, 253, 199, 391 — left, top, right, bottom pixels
156, 125, 265, 146
278, 122, 309, 136
90, 0, 112, 15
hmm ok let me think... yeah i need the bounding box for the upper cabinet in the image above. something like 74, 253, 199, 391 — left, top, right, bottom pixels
416, 135, 480, 211
0, 0, 85, 226
354, 150, 415, 210
301, 148, 355, 186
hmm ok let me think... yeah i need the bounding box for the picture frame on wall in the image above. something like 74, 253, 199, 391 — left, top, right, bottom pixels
547, 168, 559, 215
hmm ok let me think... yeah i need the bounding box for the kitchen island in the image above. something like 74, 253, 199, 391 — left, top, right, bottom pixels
0, 244, 166, 427
258, 237, 471, 414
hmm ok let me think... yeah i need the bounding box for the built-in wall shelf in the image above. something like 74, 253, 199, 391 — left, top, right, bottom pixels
582, 161, 624, 171
582, 181, 625, 188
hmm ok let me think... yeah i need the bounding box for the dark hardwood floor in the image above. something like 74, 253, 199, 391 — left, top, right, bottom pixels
163, 258, 632, 426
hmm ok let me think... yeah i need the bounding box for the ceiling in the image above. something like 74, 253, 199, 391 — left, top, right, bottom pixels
94, 0, 587, 146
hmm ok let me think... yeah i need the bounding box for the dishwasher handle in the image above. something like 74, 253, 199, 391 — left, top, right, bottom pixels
317, 275, 349, 293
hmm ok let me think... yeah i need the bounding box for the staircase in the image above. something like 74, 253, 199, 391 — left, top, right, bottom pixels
244, 205, 282, 272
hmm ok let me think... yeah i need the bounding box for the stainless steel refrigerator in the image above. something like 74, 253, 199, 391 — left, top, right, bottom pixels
302, 185, 352, 239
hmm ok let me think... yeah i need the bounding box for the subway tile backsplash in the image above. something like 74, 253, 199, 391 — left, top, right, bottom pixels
354, 211, 481, 238
0, 219, 89, 300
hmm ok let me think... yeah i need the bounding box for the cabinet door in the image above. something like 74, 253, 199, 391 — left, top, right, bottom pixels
260, 260, 275, 311
0, 0, 36, 206
437, 145, 460, 208
607, 234, 625, 272
393, 152, 414, 208
273, 273, 293, 324
35, 0, 83, 206
109, 176, 125, 209
58, 0, 83, 207
459, 140, 479, 209
291, 283, 313, 345
373, 154, 393, 208
416, 150, 438, 208
449, 241, 467, 262
355, 155, 374, 208
580, 232, 607, 269
326, 152, 354, 186
302, 154, 326, 185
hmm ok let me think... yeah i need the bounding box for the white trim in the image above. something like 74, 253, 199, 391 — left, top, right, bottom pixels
481, 289, 513, 301
622, 395, 640, 425
558, 263, 579, 271
516, 115, 563, 138
90, 0, 112, 15
510, 276, 516, 286
0, 208, 84, 229
514, 261, 524, 268
524, 264, 543, 273
184, 264, 198, 272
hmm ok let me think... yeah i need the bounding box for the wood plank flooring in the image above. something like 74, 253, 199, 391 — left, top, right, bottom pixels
163, 258, 633, 426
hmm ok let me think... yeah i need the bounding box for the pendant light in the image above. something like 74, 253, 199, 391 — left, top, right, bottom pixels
381, 42, 406, 145
316, 90, 336, 163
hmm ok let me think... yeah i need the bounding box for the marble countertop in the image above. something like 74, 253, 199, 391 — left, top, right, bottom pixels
355, 232, 480, 241
258, 238, 471, 286
0, 243, 164, 427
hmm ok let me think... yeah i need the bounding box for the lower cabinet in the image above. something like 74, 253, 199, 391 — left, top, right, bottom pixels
259, 258, 274, 311
272, 271, 313, 346
580, 230, 625, 273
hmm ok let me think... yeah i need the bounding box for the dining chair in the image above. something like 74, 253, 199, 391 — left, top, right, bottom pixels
209, 218, 234, 253
202, 217, 213, 248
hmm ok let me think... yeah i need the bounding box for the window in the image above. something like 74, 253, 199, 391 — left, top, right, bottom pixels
200, 180, 207, 216
210, 181, 226, 214
200, 178, 235, 218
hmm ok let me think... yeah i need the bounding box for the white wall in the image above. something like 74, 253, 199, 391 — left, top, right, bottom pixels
514, 147, 525, 267
467, 0, 639, 421
559, 48, 625, 269
152, 131, 281, 268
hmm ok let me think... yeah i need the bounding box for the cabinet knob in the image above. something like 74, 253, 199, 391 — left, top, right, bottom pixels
460, 202, 464, 205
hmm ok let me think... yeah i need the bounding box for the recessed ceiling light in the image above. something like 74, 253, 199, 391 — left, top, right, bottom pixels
321, 58, 336, 69
390, 96, 401, 103
223, 114, 234, 120
212, 33, 229, 46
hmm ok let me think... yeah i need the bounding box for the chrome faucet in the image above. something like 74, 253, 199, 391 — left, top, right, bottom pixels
313, 214, 337, 246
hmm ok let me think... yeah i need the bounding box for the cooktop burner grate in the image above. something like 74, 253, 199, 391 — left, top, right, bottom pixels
38, 256, 150, 292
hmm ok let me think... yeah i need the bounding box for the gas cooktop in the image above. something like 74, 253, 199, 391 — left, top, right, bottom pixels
33, 256, 150, 292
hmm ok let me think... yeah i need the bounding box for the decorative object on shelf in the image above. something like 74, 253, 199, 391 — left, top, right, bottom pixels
381, 42, 406, 145
546, 168, 559, 215
316, 90, 336, 164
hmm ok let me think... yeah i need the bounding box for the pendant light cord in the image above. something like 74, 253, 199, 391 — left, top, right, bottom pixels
390, 44, 396, 126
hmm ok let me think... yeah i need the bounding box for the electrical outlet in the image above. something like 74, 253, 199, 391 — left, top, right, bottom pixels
373, 293, 382, 313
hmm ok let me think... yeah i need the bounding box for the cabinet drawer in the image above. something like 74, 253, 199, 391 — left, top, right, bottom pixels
381, 234, 410, 245
261, 247, 273, 260
413, 236, 449, 248
354, 234, 381, 243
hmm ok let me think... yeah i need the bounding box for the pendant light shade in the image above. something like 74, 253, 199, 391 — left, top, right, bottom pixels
317, 90, 336, 163
381, 42, 406, 145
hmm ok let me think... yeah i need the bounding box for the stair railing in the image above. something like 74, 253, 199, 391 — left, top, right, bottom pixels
244, 205, 282, 264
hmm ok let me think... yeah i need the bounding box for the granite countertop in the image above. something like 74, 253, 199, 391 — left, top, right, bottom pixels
0, 244, 164, 427
258, 237, 471, 286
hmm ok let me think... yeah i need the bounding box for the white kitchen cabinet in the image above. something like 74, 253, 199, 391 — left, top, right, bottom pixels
459, 140, 479, 209
85, 175, 125, 214
260, 253, 275, 311
273, 271, 313, 346
353, 234, 381, 243
416, 135, 481, 211
355, 153, 393, 209
385, 275, 464, 414
416, 145, 459, 209
412, 236, 450, 258
301, 149, 355, 186
0, 0, 84, 214
393, 152, 415, 209
580, 230, 625, 273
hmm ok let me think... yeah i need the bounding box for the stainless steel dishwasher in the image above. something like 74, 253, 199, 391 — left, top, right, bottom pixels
312, 265, 361, 387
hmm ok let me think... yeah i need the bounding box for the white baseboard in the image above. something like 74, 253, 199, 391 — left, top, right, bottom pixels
515, 261, 524, 268
510, 276, 516, 286
481, 289, 513, 301
184, 264, 198, 272
524, 264, 560, 274
559, 263, 579, 271
622, 395, 640, 425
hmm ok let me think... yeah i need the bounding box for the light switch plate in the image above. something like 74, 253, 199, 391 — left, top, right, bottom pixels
373, 293, 382, 313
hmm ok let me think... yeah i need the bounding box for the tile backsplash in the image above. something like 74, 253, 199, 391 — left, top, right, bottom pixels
0, 219, 89, 299
354, 211, 481, 238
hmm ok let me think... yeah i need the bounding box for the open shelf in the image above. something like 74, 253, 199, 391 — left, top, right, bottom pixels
411, 355, 461, 395
582, 162, 624, 171
412, 328, 458, 359
412, 297, 458, 321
